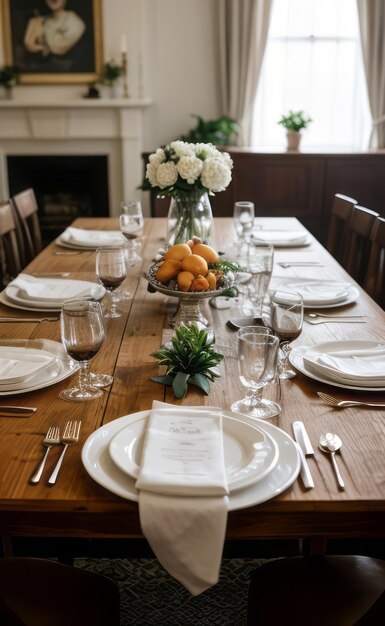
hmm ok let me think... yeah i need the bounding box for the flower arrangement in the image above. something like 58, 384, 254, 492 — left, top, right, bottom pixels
101, 59, 124, 85
145, 141, 233, 198
278, 110, 312, 132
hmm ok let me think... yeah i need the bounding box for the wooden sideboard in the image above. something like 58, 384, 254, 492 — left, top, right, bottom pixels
142, 150, 385, 244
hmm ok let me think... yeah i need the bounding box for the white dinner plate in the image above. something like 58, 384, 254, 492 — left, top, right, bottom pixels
55, 229, 124, 250
0, 339, 78, 396
0, 347, 56, 385
108, 414, 279, 493
81, 409, 300, 511
275, 280, 360, 309
290, 340, 385, 391
4, 279, 105, 311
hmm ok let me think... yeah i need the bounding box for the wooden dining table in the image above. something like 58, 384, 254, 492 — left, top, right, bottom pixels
0, 216, 385, 551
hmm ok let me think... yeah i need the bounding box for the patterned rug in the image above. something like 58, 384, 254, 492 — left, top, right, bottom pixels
75, 557, 266, 626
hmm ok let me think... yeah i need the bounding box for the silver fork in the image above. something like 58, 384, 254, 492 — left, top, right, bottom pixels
317, 391, 385, 409
30, 426, 61, 484
48, 421, 81, 485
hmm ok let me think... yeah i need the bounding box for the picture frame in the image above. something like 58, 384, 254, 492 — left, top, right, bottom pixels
1, 0, 103, 84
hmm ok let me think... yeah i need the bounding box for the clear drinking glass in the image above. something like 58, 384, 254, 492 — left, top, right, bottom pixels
233, 201, 255, 247
231, 327, 280, 419
243, 243, 274, 316
96, 247, 128, 318
120, 200, 144, 265
270, 289, 304, 380
60, 300, 106, 402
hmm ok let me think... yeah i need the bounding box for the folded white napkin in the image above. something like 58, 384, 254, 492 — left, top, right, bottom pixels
285, 281, 350, 306
252, 231, 308, 245
0, 348, 55, 384
0, 358, 18, 378
135, 401, 229, 595
304, 347, 385, 384
61, 227, 123, 248
10, 274, 92, 303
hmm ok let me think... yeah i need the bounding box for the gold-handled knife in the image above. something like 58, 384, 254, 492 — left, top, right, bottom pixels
0, 406, 37, 417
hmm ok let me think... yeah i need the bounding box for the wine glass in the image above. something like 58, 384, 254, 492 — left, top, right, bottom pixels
242, 243, 274, 317
120, 200, 144, 266
96, 247, 128, 318
231, 327, 280, 419
270, 289, 304, 380
60, 300, 106, 402
233, 201, 255, 249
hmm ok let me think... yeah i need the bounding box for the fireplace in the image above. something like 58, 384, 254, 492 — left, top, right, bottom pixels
7, 155, 109, 244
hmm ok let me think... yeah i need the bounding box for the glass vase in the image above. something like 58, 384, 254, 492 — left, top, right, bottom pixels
167, 191, 213, 245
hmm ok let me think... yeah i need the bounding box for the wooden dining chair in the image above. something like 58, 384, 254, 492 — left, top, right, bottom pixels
363, 216, 385, 309
343, 204, 380, 284
326, 193, 357, 265
0, 202, 23, 284
11, 188, 43, 266
247, 555, 385, 625
0, 557, 120, 626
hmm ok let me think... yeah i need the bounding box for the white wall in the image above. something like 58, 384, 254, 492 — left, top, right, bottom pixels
0, 0, 221, 150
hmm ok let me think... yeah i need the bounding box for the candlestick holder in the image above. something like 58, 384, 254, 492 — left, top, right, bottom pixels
121, 51, 129, 98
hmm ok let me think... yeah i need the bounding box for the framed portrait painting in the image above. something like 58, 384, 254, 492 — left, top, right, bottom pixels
1, 0, 103, 84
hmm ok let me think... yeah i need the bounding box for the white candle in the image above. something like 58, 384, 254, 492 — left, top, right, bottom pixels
121, 34, 127, 54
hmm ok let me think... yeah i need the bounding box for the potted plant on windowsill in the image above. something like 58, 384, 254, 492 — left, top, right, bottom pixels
278, 110, 312, 151
0, 65, 20, 100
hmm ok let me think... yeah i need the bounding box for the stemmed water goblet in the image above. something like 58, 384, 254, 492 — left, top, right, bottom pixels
96, 247, 128, 318
233, 201, 255, 251
270, 289, 304, 380
231, 327, 280, 419
120, 200, 144, 265
60, 300, 106, 402
241, 243, 274, 318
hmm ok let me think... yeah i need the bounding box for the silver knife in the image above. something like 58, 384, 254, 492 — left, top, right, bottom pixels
292, 421, 315, 488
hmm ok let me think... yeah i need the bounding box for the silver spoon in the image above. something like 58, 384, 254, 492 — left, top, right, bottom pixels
319, 432, 345, 489
308, 312, 364, 319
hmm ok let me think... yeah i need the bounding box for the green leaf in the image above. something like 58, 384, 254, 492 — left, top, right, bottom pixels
190, 374, 211, 395
150, 375, 174, 386
172, 372, 190, 398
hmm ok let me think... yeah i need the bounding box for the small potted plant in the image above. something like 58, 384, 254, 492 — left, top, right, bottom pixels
100, 60, 124, 98
0, 65, 20, 99
278, 110, 312, 151
181, 114, 240, 146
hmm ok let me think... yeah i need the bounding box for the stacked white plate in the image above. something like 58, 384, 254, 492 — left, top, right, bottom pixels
251, 230, 310, 247
282, 280, 359, 309
0, 274, 106, 312
0, 341, 77, 396
290, 340, 385, 391
56, 227, 124, 250
82, 408, 300, 511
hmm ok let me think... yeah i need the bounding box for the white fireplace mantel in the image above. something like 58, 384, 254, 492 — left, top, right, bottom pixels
0, 98, 152, 215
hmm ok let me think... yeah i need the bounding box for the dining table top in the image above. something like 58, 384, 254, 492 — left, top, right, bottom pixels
0, 216, 385, 543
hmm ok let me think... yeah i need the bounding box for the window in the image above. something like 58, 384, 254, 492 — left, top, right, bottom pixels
251, 0, 371, 150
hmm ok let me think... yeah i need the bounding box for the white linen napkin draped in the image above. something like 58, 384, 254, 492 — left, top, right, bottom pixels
61, 227, 123, 248
10, 274, 92, 303
135, 401, 229, 595
285, 281, 350, 305
252, 231, 308, 245
303, 346, 385, 384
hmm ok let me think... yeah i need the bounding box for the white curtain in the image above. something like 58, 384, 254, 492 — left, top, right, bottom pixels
357, 0, 385, 148
217, 0, 273, 146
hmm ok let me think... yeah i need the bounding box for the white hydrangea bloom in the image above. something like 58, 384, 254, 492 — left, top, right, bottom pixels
220, 151, 233, 170
170, 141, 194, 158
146, 162, 159, 187
176, 155, 203, 184
201, 157, 232, 192
149, 148, 166, 166
193, 143, 220, 159
156, 161, 178, 188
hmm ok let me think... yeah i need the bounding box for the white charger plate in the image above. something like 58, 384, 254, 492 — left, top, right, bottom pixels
0, 340, 78, 396
55, 229, 124, 250
108, 414, 279, 493
81, 409, 300, 511
290, 340, 385, 391
0, 347, 56, 384
4, 279, 105, 311
284, 281, 359, 309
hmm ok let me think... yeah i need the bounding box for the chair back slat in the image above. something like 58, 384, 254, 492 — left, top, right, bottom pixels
343, 205, 379, 284
326, 194, 357, 264
363, 216, 385, 308
11, 188, 43, 265
0, 202, 23, 284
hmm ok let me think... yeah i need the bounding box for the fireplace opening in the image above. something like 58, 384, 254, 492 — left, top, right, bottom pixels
7, 155, 109, 245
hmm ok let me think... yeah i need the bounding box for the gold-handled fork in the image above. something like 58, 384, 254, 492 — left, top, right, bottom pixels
48, 420, 81, 485
317, 391, 385, 409
30, 426, 61, 484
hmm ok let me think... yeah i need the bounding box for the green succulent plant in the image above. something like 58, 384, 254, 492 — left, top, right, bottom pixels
151, 323, 223, 398
278, 110, 312, 132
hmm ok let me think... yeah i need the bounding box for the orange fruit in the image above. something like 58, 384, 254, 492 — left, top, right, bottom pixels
164, 243, 192, 262
191, 275, 210, 291
155, 259, 182, 284
177, 271, 195, 292
206, 272, 217, 290
191, 243, 219, 263
181, 254, 208, 276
